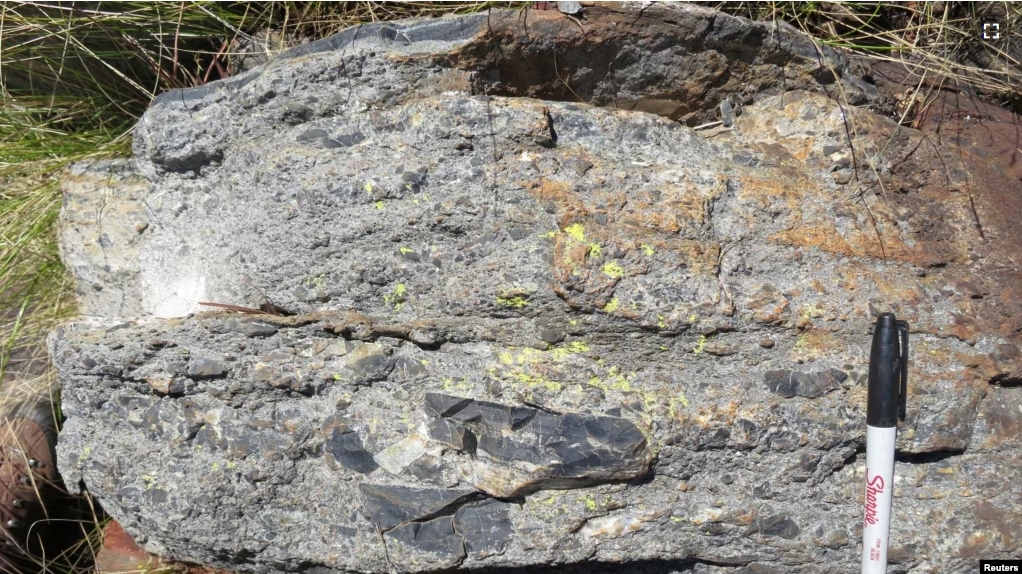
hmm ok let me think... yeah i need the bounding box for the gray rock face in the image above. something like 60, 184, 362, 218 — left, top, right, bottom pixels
50, 4, 1022, 574
58, 160, 151, 317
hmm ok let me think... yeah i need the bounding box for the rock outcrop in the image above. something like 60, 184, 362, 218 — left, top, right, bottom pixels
50, 4, 1022, 574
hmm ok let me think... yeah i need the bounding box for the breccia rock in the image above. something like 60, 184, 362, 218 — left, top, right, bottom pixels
50, 4, 1022, 574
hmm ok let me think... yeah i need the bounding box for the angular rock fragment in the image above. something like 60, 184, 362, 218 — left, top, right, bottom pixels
324, 428, 379, 474
426, 417, 476, 453
763, 368, 847, 398
580, 515, 643, 539
425, 393, 652, 497
343, 342, 394, 383
187, 357, 225, 378
452, 499, 513, 557
374, 434, 431, 476
358, 484, 481, 531
370, 492, 514, 567
385, 517, 465, 567
746, 513, 801, 540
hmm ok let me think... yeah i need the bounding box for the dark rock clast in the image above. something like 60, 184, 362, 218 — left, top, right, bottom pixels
747, 513, 802, 540
324, 428, 379, 474
763, 368, 848, 398
386, 517, 465, 565
358, 484, 481, 531
424, 393, 652, 497
427, 417, 477, 453
358, 484, 515, 563
453, 499, 514, 557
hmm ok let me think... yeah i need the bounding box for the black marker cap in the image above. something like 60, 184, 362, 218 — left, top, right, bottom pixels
867, 313, 909, 428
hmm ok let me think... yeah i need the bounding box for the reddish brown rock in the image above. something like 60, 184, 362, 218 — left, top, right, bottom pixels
96, 521, 170, 573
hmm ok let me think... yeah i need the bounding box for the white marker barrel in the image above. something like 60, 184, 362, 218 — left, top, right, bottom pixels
862, 425, 897, 574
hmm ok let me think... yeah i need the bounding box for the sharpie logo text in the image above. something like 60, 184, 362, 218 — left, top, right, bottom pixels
864, 473, 885, 527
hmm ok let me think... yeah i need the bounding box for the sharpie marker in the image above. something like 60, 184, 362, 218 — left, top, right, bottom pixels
862, 313, 908, 574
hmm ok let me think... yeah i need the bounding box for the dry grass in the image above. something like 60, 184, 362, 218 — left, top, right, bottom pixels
706, 1, 1022, 109
0, 1, 1019, 572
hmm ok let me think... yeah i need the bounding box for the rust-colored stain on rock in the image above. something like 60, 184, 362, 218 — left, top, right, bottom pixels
96, 520, 169, 573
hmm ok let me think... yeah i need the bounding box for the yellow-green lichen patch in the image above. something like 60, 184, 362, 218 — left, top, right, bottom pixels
800, 303, 825, 319
548, 340, 591, 360
604, 298, 620, 312
693, 335, 708, 354
564, 223, 586, 242
602, 261, 624, 279
491, 343, 675, 449
364, 180, 375, 194
510, 371, 562, 392
587, 365, 634, 392
668, 394, 690, 420
641, 243, 655, 256
374, 201, 384, 210
506, 347, 543, 365
383, 283, 407, 310
398, 246, 414, 254
496, 287, 531, 309
489, 343, 594, 398
586, 363, 678, 444
790, 329, 842, 362
497, 295, 528, 308
575, 491, 630, 520
538, 231, 556, 239
641, 392, 659, 413
304, 273, 326, 289
441, 377, 474, 392
588, 243, 603, 258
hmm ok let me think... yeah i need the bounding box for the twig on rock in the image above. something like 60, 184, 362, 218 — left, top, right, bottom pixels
375, 523, 396, 574
198, 301, 294, 316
